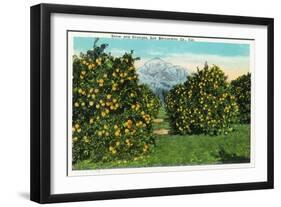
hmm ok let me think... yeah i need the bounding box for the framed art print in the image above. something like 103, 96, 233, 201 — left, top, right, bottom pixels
30, 3, 274, 203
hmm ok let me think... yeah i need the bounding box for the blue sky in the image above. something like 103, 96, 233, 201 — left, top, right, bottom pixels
73, 36, 251, 80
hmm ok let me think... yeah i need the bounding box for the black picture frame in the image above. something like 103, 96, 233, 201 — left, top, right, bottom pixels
30, 3, 274, 204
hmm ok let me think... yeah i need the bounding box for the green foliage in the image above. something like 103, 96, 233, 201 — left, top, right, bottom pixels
72, 41, 160, 164
138, 84, 161, 118
230, 73, 251, 124
165, 64, 239, 135
74, 124, 250, 170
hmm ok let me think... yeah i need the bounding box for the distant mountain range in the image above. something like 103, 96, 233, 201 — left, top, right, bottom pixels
137, 58, 189, 102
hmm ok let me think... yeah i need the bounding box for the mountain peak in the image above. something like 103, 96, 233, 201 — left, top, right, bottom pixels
145, 57, 166, 63
137, 58, 189, 102
143, 57, 168, 69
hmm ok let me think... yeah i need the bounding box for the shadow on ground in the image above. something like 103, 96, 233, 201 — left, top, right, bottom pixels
217, 148, 250, 164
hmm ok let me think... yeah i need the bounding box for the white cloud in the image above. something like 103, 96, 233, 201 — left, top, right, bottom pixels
163, 53, 250, 80
107, 48, 127, 56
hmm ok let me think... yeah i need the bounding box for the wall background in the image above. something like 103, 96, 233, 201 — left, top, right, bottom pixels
0, 0, 279, 206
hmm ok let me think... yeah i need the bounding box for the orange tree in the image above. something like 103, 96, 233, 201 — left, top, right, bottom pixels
165, 64, 239, 135
230, 73, 251, 124
72, 41, 160, 163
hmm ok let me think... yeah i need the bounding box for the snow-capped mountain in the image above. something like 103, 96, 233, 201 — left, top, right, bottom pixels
137, 58, 189, 102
